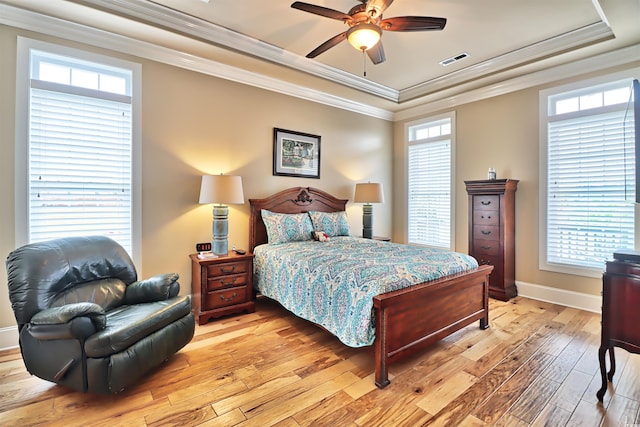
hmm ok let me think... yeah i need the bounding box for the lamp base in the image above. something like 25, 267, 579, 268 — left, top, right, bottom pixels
212, 205, 228, 255
362, 204, 373, 239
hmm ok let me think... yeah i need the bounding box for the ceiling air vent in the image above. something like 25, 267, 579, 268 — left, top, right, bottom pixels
439, 52, 469, 66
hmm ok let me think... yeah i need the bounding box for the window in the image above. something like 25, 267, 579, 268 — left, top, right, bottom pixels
16, 38, 141, 262
407, 113, 455, 249
540, 74, 637, 277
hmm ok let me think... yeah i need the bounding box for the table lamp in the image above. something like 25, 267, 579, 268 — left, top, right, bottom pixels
354, 182, 384, 239
199, 174, 244, 255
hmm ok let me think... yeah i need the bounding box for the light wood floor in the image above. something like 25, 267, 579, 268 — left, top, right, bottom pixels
1, 296, 639, 426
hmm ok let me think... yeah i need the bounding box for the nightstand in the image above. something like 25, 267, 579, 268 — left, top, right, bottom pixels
190, 252, 255, 325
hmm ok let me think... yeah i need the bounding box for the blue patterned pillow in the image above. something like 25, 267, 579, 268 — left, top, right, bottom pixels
308, 211, 350, 237
261, 210, 314, 244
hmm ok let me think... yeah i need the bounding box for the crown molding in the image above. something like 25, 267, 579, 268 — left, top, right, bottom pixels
0, 2, 394, 121
393, 43, 640, 121
66, 0, 400, 102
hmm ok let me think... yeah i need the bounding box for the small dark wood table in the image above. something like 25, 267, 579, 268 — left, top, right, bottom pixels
597, 251, 640, 402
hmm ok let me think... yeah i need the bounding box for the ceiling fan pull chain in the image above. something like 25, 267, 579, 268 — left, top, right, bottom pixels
362, 49, 367, 77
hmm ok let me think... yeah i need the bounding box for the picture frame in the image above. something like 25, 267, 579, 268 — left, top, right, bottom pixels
273, 128, 321, 179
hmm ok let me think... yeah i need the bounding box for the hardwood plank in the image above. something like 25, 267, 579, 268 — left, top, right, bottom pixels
564, 399, 605, 427
416, 371, 477, 415
507, 376, 562, 423
198, 408, 247, 427
531, 404, 572, 427
472, 351, 556, 424
546, 369, 593, 412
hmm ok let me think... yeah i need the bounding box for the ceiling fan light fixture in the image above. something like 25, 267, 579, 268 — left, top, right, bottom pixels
347, 23, 382, 51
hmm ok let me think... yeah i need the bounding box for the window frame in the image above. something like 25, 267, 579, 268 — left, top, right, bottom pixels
405, 111, 456, 250
15, 37, 142, 268
539, 69, 639, 278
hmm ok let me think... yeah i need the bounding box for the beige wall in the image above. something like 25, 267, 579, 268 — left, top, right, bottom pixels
0, 25, 393, 332
394, 62, 640, 297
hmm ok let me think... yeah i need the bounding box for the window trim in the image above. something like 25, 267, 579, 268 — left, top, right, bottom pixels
405, 111, 456, 250
15, 37, 142, 269
539, 69, 639, 278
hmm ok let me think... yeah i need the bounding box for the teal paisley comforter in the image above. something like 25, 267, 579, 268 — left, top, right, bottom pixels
253, 237, 478, 347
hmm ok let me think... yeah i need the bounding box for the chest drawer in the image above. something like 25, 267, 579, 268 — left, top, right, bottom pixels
473, 210, 499, 226
207, 260, 248, 277
472, 239, 501, 257
473, 225, 499, 241
473, 195, 499, 211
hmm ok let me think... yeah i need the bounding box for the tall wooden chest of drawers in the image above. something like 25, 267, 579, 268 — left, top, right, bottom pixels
190, 252, 255, 325
465, 179, 518, 301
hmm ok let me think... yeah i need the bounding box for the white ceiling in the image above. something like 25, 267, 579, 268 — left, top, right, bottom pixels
2, 0, 639, 116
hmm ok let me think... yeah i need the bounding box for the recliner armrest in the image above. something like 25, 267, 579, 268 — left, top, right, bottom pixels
124, 273, 180, 304
28, 303, 106, 340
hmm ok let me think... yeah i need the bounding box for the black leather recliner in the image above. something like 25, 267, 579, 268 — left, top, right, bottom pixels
6, 236, 195, 394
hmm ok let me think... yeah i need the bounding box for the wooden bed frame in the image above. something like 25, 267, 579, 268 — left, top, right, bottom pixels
249, 187, 493, 388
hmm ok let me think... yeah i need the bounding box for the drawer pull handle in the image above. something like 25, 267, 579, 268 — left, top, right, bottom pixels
481, 215, 492, 219
481, 245, 492, 250
481, 260, 491, 265
220, 292, 237, 302
481, 230, 491, 235
220, 266, 236, 273
221, 277, 238, 286
481, 201, 492, 205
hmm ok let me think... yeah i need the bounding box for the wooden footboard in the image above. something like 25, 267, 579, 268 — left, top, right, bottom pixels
373, 264, 492, 388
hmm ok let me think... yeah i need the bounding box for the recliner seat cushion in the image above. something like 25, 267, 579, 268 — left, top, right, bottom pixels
84, 295, 191, 358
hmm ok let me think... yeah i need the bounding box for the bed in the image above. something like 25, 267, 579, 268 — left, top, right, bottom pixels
249, 187, 493, 388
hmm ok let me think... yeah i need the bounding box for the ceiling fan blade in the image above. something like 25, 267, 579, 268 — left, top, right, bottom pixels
291, 2, 352, 22
306, 31, 347, 58
366, 0, 394, 18
380, 16, 447, 31
366, 42, 386, 65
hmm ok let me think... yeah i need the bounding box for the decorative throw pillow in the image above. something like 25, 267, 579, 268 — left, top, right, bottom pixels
261, 209, 314, 244
308, 211, 350, 237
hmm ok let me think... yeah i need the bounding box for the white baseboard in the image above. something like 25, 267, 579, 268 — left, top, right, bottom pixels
516, 280, 602, 313
0, 326, 19, 351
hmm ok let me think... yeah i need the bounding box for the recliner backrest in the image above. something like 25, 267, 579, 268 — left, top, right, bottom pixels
49, 277, 128, 312
6, 236, 137, 328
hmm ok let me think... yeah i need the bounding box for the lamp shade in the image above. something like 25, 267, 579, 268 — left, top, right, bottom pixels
199, 174, 244, 205
354, 182, 384, 204
347, 23, 382, 51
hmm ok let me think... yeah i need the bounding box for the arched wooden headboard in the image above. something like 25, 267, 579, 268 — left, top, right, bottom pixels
248, 187, 348, 252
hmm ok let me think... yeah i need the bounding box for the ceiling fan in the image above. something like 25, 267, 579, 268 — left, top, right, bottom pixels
291, 0, 447, 65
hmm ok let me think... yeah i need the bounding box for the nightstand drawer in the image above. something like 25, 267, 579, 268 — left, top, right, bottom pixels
205, 286, 248, 309
474, 195, 499, 210
207, 261, 248, 276
473, 225, 499, 241
207, 273, 247, 291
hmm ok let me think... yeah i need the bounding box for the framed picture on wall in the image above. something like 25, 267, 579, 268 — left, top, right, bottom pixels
273, 128, 321, 179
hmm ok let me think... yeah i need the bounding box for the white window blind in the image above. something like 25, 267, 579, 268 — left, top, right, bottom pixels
407, 115, 453, 249
544, 78, 636, 272
28, 49, 134, 253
